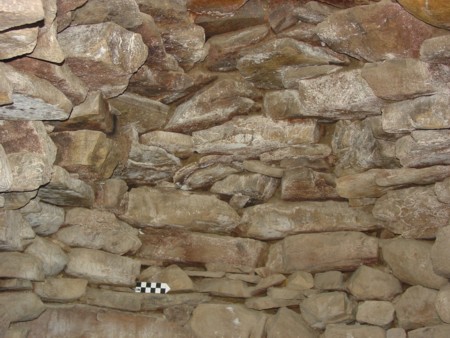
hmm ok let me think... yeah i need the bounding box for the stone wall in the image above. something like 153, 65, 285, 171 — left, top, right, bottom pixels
1, 0, 450, 337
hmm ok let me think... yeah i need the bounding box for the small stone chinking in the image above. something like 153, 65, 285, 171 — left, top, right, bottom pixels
1, 0, 450, 337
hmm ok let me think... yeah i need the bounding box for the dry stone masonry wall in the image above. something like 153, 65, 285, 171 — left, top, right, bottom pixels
0, 0, 450, 337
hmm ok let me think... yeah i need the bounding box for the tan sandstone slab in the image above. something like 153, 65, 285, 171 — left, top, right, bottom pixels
0, 0, 44, 31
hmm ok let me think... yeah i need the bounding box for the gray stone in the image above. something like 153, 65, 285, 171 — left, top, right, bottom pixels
0, 191, 37, 210
140, 131, 193, 159
0, 292, 45, 323
33, 278, 88, 302
356, 300, 395, 327
21, 201, 64, 236
314, 271, 344, 291
300, 291, 356, 329
0, 209, 34, 251
0, 252, 44, 281
82, 287, 141, 312
25, 237, 68, 276
322, 324, 385, 338
0, 27, 39, 60
243, 160, 284, 178
239, 201, 379, 240
346, 265, 402, 300
431, 226, 450, 278
65, 248, 140, 286
0, 0, 44, 31
395, 285, 442, 330
265, 307, 318, 338
56, 208, 141, 255
382, 238, 447, 289
435, 284, 450, 323
421, 35, 450, 64
266, 231, 378, 274
409, 325, 450, 338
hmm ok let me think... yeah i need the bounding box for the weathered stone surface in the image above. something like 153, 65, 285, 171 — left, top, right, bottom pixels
267, 231, 378, 273
0, 252, 44, 281
13, 304, 192, 338
142, 264, 194, 292
34, 278, 88, 302
83, 287, 141, 312
0, 209, 34, 251
362, 59, 439, 101
0, 63, 72, 116
409, 325, 450, 338
316, 1, 435, 62
56, 208, 141, 255
243, 160, 284, 178
195, 278, 251, 298
0, 66, 13, 106
0, 279, 32, 291
193, 115, 319, 156
53, 91, 113, 133
396, 130, 450, 167
381, 238, 447, 289
285, 271, 314, 291
25, 237, 68, 276
190, 304, 266, 338
165, 79, 260, 133
205, 25, 270, 71
436, 284, 450, 323
245, 296, 301, 310
266, 307, 318, 338
251, 274, 286, 296
300, 291, 356, 329
0, 120, 56, 191
37, 166, 94, 207
187, 0, 248, 14
137, 229, 267, 269
0, 27, 39, 60
0, 292, 45, 323
120, 186, 239, 234
314, 271, 345, 291
387, 328, 407, 338
58, 22, 148, 98
141, 293, 211, 311
266, 287, 311, 300
397, 0, 450, 29
51, 130, 120, 180
373, 186, 450, 238
431, 226, 450, 278
239, 201, 379, 240
93, 178, 128, 211
0, 0, 44, 31
322, 324, 385, 338
109, 92, 170, 134
1, 191, 37, 210
140, 131, 193, 159
346, 265, 402, 301
281, 167, 339, 201
226, 273, 260, 284
237, 38, 348, 89
421, 36, 450, 64
395, 285, 442, 330
296, 69, 384, 120
356, 300, 395, 326
21, 200, 64, 236
65, 248, 140, 286
72, 0, 142, 29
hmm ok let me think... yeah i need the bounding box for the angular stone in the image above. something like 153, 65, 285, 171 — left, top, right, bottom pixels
316, 1, 435, 62
436, 284, 450, 323
83, 287, 141, 312
37, 166, 94, 207
397, 0, 450, 29
245, 296, 301, 310
381, 238, 447, 289
226, 273, 260, 284
395, 285, 442, 330
322, 324, 385, 338
0, 279, 32, 291
65, 248, 140, 286
431, 226, 450, 278
268, 3, 303, 33
142, 264, 194, 292
421, 36, 450, 64
58, 22, 148, 98
346, 265, 402, 301
56, 208, 141, 255
239, 201, 379, 240
0, 292, 45, 323
185, 270, 225, 279
0, 27, 39, 60
396, 130, 450, 167
373, 186, 450, 238
0, 191, 37, 210
51, 130, 120, 180
0, 209, 34, 251
25, 237, 68, 276
282, 65, 343, 89
120, 186, 239, 234
109, 92, 170, 134
267, 287, 311, 300
261, 144, 332, 164
140, 131, 193, 159
266, 307, 318, 338
187, 0, 248, 14
276, 21, 320, 44
195, 278, 251, 298
21, 200, 64, 236
237, 38, 348, 89
137, 228, 267, 269
436, 178, 450, 203
141, 293, 211, 311
53, 91, 113, 133
0, 66, 13, 106
243, 160, 284, 178
163, 304, 194, 326
205, 25, 270, 71
190, 304, 266, 338
266, 231, 378, 273
211, 173, 279, 202
387, 328, 408, 338
0, 252, 45, 281
72, 0, 142, 29
314, 271, 344, 291
0, 120, 56, 191
34, 278, 87, 302
0, 0, 44, 31
193, 115, 319, 157
0, 63, 72, 116
251, 274, 286, 296
12, 304, 191, 337
286, 271, 314, 291
300, 291, 356, 329
294, 1, 338, 24
93, 178, 128, 211
409, 325, 450, 338
362, 59, 438, 101
165, 79, 260, 133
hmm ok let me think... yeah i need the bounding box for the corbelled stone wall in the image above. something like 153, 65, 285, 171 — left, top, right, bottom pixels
1, 0, 450, 337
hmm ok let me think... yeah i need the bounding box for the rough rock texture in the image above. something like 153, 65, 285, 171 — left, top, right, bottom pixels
397, 0, 450, 29
431, 226, 450, 278
266, 307, 318, 338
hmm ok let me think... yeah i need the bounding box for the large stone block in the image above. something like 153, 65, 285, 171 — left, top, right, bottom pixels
431, 226, 450, 278
0, 209, 34, 251
0, 292, 45, 323
0, 0, 44, 31
25, 236, 68, 276
397, 0, 450, 29
0, 252, 45, 281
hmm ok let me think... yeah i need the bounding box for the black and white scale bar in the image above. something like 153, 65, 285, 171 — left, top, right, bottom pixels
135, 282, 171, 294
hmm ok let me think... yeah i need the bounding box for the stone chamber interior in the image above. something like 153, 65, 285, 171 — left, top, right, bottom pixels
1, 0, 450, 337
